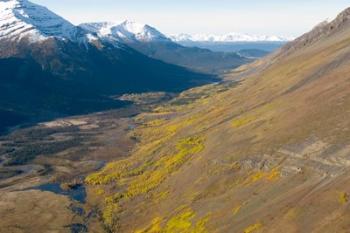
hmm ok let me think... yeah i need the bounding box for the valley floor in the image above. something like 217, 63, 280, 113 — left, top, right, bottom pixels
0, 83, 233, 233
0, 106, 140, 233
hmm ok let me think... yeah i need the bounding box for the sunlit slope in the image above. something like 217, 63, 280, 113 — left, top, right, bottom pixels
85, 8, 350, 233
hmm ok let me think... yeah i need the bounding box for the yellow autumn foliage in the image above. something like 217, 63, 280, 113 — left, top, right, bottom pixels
245, 168, 280, 185
126, 136, 205, 198
232, 115, 257, 128
339, 192, 348, 204
135, 209, 209, 233
244, 223, 263, 233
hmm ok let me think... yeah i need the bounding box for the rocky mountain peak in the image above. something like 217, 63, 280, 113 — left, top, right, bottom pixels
281, 7, 350, 54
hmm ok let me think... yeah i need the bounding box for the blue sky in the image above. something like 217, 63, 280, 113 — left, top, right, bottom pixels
32, 0, 349, 37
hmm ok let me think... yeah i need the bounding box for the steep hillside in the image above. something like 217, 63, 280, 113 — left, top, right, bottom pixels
84, 7, 350, 233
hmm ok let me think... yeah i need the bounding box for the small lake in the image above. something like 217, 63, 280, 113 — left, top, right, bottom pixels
33, 183, 86, 203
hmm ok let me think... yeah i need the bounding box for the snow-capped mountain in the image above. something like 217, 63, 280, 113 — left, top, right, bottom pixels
170, 33, 293, 42
80, 20, 170, 43
0, 0, 93, 42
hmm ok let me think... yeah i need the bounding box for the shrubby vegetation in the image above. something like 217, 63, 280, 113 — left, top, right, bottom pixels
126, 136, 204, 198
5, 138, 83, 165
232, 115, 257, 128
1, 125, 84, 166
243, 222, 263, 233
338, 192, 348, 204
244, 168, 280, 185
135, 208, 210, 233
86, 132, 206, 230
232, 205, 242, 216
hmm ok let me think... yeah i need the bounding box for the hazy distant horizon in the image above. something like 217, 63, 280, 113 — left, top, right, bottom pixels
31, 0, 349, 37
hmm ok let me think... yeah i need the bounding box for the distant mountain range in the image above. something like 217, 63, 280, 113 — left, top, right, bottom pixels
169, 32, 292, 53
170, 32, 294, 42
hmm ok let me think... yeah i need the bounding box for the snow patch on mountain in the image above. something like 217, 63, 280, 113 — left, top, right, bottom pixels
170, 33, 294, 42
0, 0, 89, 42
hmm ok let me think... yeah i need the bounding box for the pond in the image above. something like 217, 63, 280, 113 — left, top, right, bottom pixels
33, 183, 86, 203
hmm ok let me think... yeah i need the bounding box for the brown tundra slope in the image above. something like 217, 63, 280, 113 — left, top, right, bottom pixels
85, 7, 350, 233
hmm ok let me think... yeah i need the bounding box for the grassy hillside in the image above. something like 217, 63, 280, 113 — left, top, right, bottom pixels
84, 8, 350, 233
